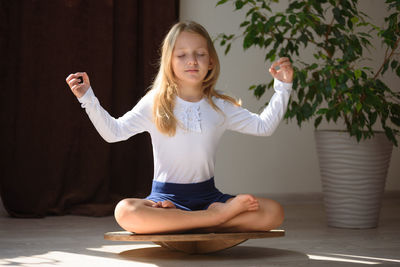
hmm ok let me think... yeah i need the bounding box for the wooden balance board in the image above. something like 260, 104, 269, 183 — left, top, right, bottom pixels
104, 230, 285, 254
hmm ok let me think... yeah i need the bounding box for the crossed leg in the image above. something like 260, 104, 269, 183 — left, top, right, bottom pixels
198, 197, 284, 233
114, 195, 283, 234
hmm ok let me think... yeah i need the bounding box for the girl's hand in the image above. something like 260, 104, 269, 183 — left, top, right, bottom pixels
269, 57, 294, 83
66, 72, 91, 98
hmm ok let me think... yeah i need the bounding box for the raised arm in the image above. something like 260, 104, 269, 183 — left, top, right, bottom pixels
66, 72, 151, 143
224, 58, 293, 136
225, 78, 292, 136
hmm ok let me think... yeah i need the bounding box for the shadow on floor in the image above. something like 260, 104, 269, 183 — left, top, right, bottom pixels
118, 246, 310, 266
116, 245, 400, 266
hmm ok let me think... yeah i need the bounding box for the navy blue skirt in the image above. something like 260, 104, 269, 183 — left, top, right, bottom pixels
145, 177, 235, 211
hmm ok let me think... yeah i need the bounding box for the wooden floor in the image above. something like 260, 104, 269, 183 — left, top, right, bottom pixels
0, 198, 399, 266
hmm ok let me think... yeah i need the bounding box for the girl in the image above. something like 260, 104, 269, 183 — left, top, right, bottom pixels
66, 21, 293, 234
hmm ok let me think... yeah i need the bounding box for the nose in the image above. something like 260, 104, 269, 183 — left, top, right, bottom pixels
187, 54, 198, 65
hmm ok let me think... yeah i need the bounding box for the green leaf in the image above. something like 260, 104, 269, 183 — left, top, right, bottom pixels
314, 116, 323, 128
351, 16, 359, 24
243, 33, 255, 49
251, 11, 260, 22
235, 0, 244, 10
317, 108, 328, 115
240, 21, 250, 27
257, 21, 264, 32
384, 127, 397, 146
333, 7, 345, 25
262, 1, 271, 11
361, 70, 367, 79
216, 0, 229, 6
224, 43, 232, 55
265, 49, 276, 62
382, 61, 389, 75
278, 15, 287, 26
390, 116, 400, 126
330, 78, 336, 89
311, 2, 324, 15
264, 38, 273, 48
288, 1, 305, 10
289, 14, 296, 25
264, 17, 275, 32
356, 102, 362, 112
270, 53, 276, 63
391, 60, 398, 70
369, 112, 378, 125
226, 34, 234, 40
298, 70, 307, 87
354, 69, 362, 79
298, 88, 304, 102
274, 34, 284, 47
254, 84, 266, 99
246, 7, 257, 17
347, 18, 353, 29
356, 130, 362, 142
302, 102, 313, 118
298, 33, 309, 47
391, 104, 400, 115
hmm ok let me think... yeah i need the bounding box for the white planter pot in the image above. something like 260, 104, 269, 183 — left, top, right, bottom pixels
315, 130, 393, 229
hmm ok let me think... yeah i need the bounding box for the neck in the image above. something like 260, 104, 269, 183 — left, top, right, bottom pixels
176, 83, 204, 102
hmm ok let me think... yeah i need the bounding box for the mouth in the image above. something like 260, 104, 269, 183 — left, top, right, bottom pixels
185, 69, 199, 72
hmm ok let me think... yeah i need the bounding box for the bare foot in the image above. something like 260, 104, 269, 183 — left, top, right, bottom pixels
152, 200, 176, 209
207, 194, 259, 224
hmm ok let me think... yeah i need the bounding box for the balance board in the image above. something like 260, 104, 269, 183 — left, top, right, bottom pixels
104, 230, 285, 254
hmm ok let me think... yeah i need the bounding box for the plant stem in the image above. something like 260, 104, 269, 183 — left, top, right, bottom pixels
374, 38, 400, 79
324, 17, 335, 59
338, 94, 351, 128
325, 17, 335, 42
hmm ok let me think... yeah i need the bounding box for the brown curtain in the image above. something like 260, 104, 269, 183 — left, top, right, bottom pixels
0, 0, 179, 217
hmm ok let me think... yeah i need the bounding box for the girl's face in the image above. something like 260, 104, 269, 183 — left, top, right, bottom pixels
171, 31, 213, 89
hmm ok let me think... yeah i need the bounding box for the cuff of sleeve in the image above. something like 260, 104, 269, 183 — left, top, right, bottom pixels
274, 78, 292, 93
77, 87, 95, 104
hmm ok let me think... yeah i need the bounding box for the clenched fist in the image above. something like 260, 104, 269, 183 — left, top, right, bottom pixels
66, 72, 91, 98
269, 57, 293, 83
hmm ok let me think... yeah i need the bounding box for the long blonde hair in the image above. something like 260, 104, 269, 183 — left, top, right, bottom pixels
150, 21, 240, 136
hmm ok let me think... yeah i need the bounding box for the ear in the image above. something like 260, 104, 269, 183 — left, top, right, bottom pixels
208, 57, 214, 70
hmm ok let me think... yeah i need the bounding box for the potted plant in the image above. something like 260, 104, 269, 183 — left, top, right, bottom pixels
216, 0, 400, 228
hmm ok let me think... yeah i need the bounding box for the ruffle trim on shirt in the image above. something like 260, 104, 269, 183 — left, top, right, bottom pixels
175, 104, 202, 133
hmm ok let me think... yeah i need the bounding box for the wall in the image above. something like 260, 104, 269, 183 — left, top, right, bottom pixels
180, 0, 400, 196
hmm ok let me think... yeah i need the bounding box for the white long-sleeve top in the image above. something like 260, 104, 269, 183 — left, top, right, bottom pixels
78, 78, 292, 184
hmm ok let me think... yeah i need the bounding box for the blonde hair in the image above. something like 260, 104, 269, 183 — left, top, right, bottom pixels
150, 21, 240, 136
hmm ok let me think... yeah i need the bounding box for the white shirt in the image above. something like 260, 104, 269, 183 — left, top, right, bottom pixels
78, 78, 292, 184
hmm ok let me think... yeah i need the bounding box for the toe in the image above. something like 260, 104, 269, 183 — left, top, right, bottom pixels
162, 200, 176, 208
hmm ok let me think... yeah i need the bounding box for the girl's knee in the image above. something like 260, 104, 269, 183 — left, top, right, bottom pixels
270, 200, 284, 228
114, 199, 143, 231
260, 199, 284, 230
115, 199, 131, 218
